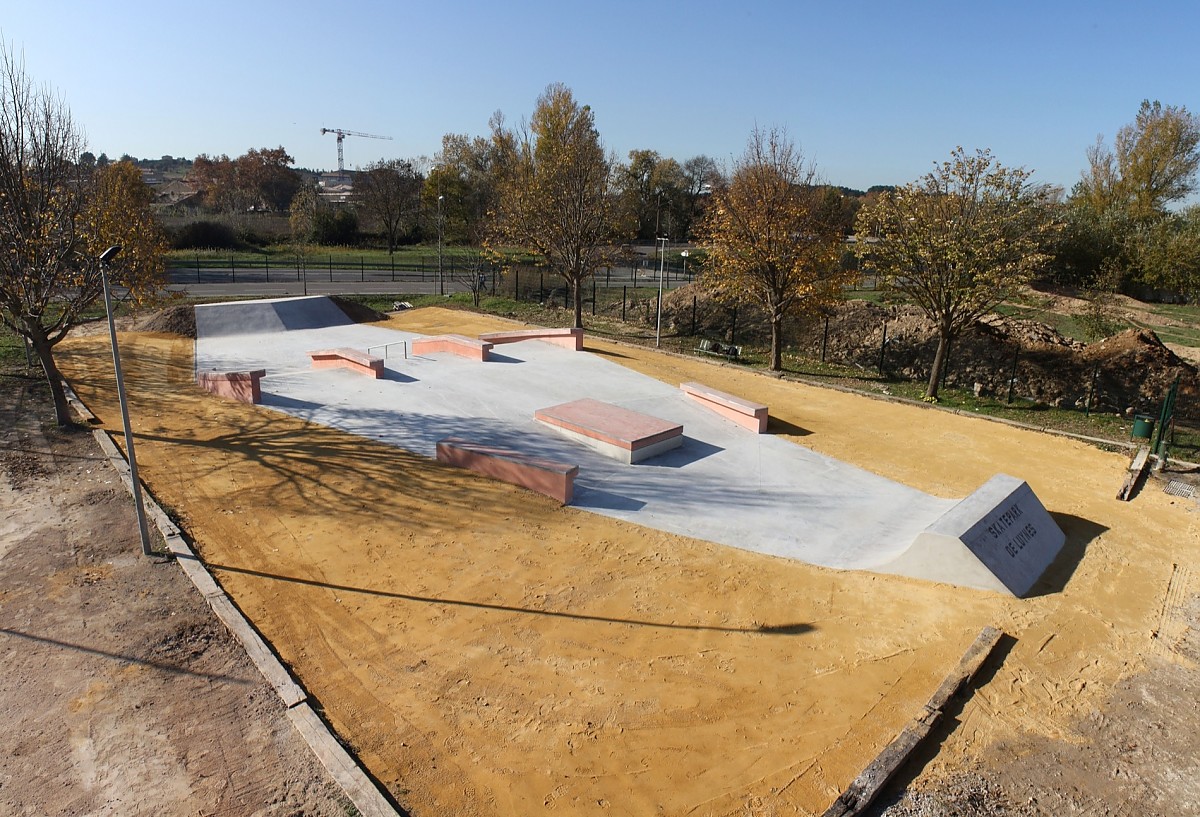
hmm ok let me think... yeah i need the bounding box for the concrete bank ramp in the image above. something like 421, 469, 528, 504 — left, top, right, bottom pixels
876, 474, 1066, 595
195, 296, 353, 339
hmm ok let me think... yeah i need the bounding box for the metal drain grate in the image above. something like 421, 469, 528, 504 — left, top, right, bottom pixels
1164, 480, 1196, 499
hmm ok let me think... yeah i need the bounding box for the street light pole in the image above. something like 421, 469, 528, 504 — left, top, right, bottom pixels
99, 245, 153, 557
437, 194, 445, 296
656, 236, 668, 347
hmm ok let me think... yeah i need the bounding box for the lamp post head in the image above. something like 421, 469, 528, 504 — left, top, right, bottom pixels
99, 245, 122, 264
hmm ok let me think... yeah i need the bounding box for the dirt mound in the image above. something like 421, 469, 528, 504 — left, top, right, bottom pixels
330, 296, 388, 324
133, 304, 196, 337
659, 286, 1198, 419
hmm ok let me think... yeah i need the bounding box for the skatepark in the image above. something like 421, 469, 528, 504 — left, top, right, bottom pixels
54, 296, 1195, 816
193, 296, 1063, 595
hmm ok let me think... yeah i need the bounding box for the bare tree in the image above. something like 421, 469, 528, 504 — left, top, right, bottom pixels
450, 248, 492, 307
0, 44, 166, 425
355, 158, 423, 253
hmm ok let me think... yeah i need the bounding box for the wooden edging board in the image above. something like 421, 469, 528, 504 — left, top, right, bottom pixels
821, 626, 1005, 817
1117, 445, 1151, 501
63, 380, 401, 817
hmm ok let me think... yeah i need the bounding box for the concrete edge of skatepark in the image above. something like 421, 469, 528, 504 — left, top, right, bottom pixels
62, 381, 401, 817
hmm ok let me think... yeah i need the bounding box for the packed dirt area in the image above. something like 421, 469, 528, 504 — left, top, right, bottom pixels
46, 305, 1200, 816
0, 371, 350, 815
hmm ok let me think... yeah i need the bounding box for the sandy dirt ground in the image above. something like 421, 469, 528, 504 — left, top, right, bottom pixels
53, 307, 1200, 816
0, 372, 350, 816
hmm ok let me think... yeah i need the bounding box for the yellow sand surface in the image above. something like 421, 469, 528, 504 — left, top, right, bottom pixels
57, 307, 1198, 816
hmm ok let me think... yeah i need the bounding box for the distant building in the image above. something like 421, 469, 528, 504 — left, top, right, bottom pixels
152, 179, 202, 211
318, 171, 355, 203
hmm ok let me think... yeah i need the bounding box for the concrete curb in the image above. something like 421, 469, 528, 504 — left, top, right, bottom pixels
62, 380, 401, 817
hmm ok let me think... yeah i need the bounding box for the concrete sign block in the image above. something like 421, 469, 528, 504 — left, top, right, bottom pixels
880, 474, 1065, 596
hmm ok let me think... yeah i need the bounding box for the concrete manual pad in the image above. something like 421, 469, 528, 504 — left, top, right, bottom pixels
194, 296, 1058, 593
534, 398, 684, 464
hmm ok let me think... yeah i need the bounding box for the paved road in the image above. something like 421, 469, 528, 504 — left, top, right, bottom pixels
163, 265, 694, 299
165, 280, 456, 298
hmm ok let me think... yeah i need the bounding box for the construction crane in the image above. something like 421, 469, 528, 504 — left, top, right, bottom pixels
319, 127, 393, 172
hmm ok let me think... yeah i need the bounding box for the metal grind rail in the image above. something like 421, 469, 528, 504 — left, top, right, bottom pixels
367, 341, 408, 360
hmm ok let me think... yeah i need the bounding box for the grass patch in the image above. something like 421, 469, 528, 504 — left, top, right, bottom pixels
0, 323, 28, 368
991, 303, 1101, 343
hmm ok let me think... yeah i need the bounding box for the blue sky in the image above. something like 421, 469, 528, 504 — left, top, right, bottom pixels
5, 1, 1199, 192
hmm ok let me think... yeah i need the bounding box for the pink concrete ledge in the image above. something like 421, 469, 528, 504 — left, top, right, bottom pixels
197, 369, 266, 404
436, 438, 579, 504
412, 334, 493, 361
478, 327, 584, 351
308, 348, 384, 378
681, 381, 769, 433
534, 398, 683, 464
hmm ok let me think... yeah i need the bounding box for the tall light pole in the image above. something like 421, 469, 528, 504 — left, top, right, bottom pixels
99, 245, 153, 557
437, 194, 445, 296
656, 236, 668, 347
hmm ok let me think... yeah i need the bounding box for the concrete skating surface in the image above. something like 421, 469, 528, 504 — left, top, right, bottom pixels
194, 297, 956, 571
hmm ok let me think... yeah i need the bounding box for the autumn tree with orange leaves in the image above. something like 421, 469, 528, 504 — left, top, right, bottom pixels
0, 45, 166, 425
487, 83, 623, 328
699, 127, 851, 371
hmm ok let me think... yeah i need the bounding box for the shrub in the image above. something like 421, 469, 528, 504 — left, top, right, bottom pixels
171, 220, 237, 250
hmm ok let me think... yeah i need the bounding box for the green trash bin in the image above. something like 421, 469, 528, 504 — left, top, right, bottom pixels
1132, 414, 1155, 440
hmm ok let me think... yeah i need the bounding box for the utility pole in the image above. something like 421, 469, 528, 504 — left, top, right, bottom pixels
99, 245, 153, 557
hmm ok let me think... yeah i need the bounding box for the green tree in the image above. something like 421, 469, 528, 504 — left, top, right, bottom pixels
1128, 206, 1200, 299
487, 83, 622, 328
616, 150, 692, 241
0, 48, 167, 425
699, 127, 851, 371
356, 158, 423, 252
1060, 101, 1200, 290
429, 132, 499, 244
681, 155, 722, 240
314, 207, 358, 245
1112, 100, 1200, 218
855, 147, 1060, 400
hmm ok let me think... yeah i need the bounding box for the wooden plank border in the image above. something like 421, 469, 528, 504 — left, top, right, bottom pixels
822, 626, 1005, 817
65, 379, 402, 817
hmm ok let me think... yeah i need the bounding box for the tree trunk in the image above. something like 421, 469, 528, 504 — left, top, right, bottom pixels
29, 330, 73, 427
926, 333, 950, 400
770, 313, 784, 371
572, 276, 584, 329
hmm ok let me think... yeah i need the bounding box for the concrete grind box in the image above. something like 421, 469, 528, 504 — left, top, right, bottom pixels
880, 474, 1065, 596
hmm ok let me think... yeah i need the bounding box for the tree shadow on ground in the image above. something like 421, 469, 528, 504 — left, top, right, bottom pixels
183, 555, 816, 637
0, 627, 255, 684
